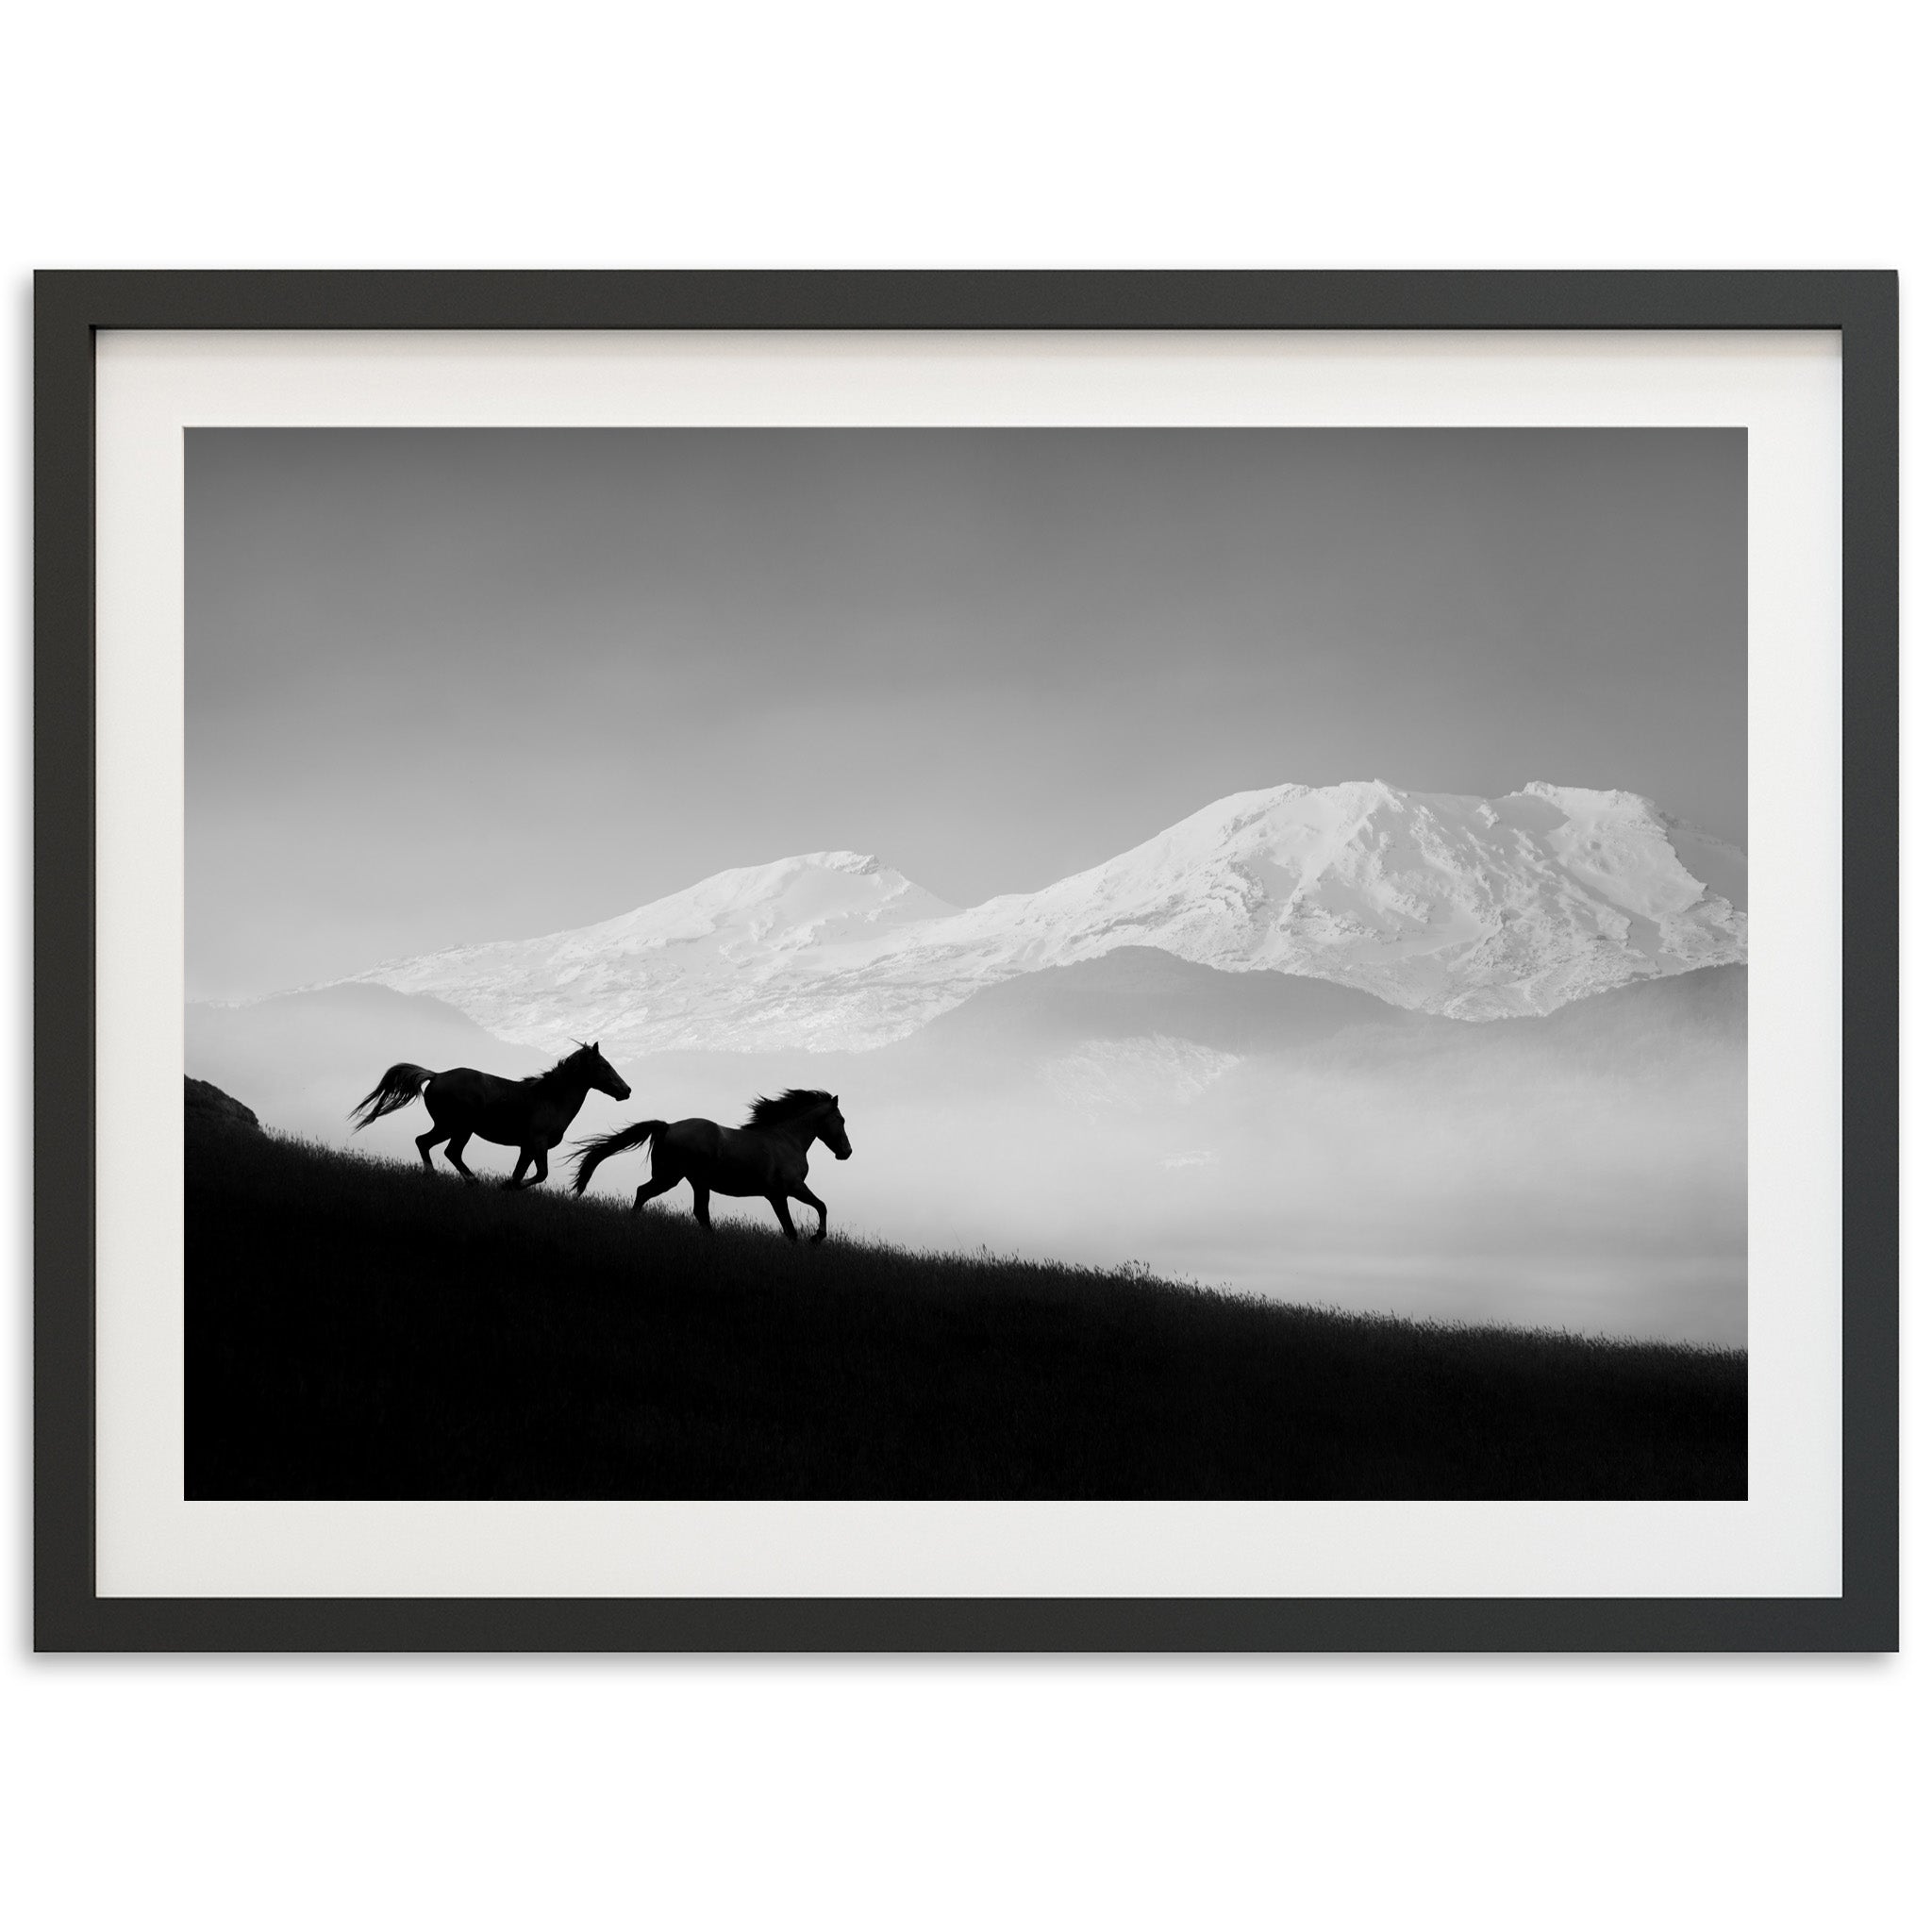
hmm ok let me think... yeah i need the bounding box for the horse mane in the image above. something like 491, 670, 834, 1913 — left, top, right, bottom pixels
743, 1088, 835, 1128
524, 1042, 601, 1089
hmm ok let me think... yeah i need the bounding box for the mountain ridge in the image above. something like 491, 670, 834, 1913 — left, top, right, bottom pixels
327, 779, 1746, 1056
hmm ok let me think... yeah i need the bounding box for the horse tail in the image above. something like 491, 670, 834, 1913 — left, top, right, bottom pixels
349, 1062, 436, 1130
571, 1119, 664, 1194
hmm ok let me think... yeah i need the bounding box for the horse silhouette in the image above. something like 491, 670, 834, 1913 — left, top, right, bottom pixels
571, 1089, 852, 1242
351, 1041, 631, 1190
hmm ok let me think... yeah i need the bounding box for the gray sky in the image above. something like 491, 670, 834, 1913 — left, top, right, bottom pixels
188, 426, 1744, 1000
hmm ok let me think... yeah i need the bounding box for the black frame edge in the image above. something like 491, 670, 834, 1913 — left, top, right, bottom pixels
1836, 273, 1901, 1652
32, 270, 1900, 1653
30, 1591, 1888, 1654
23, 266, 1903, 334
33, 272, 100, 1654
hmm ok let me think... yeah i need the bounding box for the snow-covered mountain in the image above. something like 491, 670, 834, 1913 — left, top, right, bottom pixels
336, 780, 1747, 1053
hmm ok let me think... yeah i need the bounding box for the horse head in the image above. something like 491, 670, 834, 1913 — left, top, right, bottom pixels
578, 1041, 631, 1103
819, 1094, 853, 1161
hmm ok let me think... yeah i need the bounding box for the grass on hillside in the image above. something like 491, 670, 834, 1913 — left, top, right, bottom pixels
187, 1119, 1746, 1501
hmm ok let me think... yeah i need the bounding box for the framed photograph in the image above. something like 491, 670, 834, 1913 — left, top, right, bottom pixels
35, 272, 1897, 1651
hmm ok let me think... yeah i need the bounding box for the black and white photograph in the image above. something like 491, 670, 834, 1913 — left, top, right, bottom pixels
8, 0, 1919, 1910
184, 423, 1749, 1501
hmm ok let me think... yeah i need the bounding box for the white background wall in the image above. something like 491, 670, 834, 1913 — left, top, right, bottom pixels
1, 4, 1921, 1924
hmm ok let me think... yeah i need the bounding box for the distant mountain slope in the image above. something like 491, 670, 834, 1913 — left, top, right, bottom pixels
1522, 958, 1745, 1057
191, 981, 541, 1073
346, 849, 958, 1055
906, 945, 1449, 1059
329, 779, 1746, 1054
904, 951, 1742, 1074
1265, 963, 1747, 1095
187, 983, 555, 1150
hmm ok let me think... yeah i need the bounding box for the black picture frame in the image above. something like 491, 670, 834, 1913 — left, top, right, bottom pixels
34, 270, 1899, 1653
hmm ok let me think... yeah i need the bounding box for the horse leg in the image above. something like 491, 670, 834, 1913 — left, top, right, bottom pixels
631, 1176, 677, 1214
691, 1184, 712, 1232
503, 1150, 533, 1191
767, 1195, 799, 1242
415, 1124, 449, 1172
791, 1183, 828, 1244
442, 1131, 478, 1184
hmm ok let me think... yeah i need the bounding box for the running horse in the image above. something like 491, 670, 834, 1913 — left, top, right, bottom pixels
571, 1089, 852, 1242
350, 1041, 631, 1190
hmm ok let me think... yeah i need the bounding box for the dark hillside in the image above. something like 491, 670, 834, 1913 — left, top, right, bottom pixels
186, 1104, 1746, 1501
